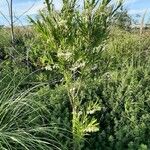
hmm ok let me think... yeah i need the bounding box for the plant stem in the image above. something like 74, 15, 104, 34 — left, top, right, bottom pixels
10, 0, 15, 45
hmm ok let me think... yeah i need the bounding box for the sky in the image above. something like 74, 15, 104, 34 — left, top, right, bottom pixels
0, 0, 150, 26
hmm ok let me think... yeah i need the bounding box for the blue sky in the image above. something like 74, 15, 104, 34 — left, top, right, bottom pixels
0, 0, 150, 26
126, 0, 149, 14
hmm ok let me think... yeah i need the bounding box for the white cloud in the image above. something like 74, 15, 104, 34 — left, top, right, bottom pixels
14, 1, 45, 16
124, 0, 139, 5
128, 9, 148, 15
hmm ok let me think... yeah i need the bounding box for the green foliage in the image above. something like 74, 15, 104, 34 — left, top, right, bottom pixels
28, 0, 122, 149
82, 30, 150, 150
0, 1, 150, 150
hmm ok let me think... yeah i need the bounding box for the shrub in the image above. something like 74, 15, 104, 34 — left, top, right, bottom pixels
28, 0, 122, 149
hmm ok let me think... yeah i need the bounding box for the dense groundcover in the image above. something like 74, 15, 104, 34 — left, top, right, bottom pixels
0, 0, 150, 149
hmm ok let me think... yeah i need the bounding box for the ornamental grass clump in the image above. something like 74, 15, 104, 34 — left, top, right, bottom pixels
0, 76, 65, 150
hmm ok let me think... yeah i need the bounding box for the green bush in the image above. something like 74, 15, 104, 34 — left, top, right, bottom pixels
28, 0, 122, 149
0, 1, 150, 150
